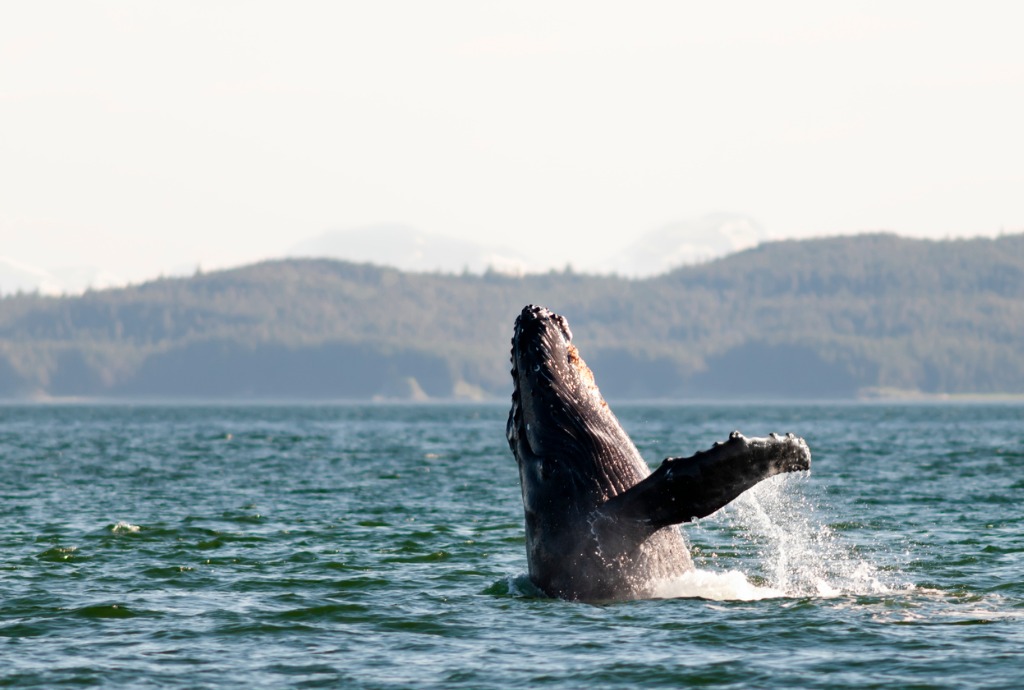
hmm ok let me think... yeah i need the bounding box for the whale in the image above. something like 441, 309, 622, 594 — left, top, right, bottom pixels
506, 304, 811, 602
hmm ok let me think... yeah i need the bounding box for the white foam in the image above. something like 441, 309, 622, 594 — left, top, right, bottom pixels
111, 521, 141, 534
652, 568, 783, 601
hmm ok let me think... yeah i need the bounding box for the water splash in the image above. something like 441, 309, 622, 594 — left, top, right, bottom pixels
679, 475, 905, 600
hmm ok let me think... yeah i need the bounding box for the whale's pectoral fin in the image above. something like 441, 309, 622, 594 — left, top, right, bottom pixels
599, 432, 811, 531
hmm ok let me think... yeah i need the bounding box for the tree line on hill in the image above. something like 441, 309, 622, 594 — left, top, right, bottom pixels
1, 232, 1022, 400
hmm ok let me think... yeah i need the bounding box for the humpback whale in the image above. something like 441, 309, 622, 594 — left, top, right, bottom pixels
506, 305, 811, 602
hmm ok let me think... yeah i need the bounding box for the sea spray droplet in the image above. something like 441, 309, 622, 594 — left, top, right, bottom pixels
725, 475, 902, 597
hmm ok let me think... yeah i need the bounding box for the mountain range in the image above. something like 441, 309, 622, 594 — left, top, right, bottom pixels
1, 232, 1021, 401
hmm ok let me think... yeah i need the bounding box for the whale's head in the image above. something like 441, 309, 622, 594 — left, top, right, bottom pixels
507, 305, 649, 531
508, 305, 598, 462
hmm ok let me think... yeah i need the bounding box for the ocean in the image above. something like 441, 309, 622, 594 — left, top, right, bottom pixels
1, 402, 1021, 688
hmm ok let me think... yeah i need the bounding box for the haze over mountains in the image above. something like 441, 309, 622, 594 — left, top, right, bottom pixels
2, 214, 770, 296
288, 224, 533, 276
288, 214, 768, 277
598, 215, 767, 276
0, 257, 126, 297
1, 232, 1021, 401
0, 257, 140, 298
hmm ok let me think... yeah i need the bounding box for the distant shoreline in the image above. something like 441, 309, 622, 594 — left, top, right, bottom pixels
855, 388, 1024, 403
3, 393, 1023, 406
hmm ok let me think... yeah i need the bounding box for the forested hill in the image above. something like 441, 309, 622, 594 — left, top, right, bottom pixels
1, 233, 1022, 400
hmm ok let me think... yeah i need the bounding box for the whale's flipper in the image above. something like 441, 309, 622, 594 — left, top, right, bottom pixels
598, 431, 811, 533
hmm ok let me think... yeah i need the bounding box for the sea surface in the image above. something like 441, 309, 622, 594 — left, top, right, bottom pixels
1, 402, 1021, 688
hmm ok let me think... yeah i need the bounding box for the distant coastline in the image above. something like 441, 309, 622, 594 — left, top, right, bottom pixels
2, 233, 1022, 401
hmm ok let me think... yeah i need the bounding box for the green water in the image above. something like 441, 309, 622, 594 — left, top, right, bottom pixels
1, 403, 1021, 688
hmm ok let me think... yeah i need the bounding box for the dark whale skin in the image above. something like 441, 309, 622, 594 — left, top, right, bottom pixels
507, 305, 811, 602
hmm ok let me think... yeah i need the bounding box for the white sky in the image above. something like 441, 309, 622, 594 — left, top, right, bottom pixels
2, 1, 1023, 281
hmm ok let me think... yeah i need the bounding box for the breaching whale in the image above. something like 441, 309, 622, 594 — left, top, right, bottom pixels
506, 305, 811, 602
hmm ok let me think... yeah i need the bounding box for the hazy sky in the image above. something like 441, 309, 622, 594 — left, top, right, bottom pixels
2, 1, 1023, 282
